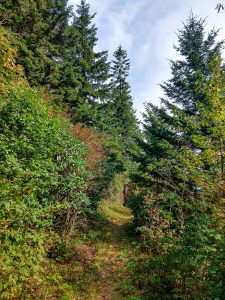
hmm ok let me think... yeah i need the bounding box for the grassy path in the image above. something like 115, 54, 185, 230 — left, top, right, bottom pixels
79, 202, 137, 300
42, 202, 139, 299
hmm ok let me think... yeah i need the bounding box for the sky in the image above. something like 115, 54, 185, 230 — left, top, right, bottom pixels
68, 0, 225, 119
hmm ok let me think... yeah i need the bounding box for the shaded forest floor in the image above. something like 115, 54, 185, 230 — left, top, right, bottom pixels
40, 202, 141, 300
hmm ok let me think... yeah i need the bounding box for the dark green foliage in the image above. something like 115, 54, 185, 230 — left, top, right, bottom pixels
161, 14, 223, 116
130, 15, 225, 299
133, 15, 225, 207
0, 86, 89, 298
134, 213, 225, 299
109, 46, 138, 147
132, 103, 179, 193
0, 0, 71, 89
59, 0, 110, 126
0, 0, 111, 128
89, 137, 126, 208
0, 87, 88, 209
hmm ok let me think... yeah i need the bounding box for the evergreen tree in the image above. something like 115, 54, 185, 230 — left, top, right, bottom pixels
0, 0, 71, 89
109, 46, 138, 147
131, 15, 225, 299
133, 15, 225, 219
161, 14, 223, 116
60, 0, 110, 126
159, 15, 225, 182
133, 103, 180, 194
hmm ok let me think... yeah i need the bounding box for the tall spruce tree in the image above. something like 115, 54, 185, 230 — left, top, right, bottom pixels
134, 15, 225, 212
160, 15, 225, 180
131, 15, 225, 298
60, 0, 110, 126
161, 14, 223, 116
0, 0, 71, 89
109, 46, 138, 147
133, 103, 180, 194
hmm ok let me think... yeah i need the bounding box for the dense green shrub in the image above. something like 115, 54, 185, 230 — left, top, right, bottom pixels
0, 86, 89, 298
132, 211, 225, 299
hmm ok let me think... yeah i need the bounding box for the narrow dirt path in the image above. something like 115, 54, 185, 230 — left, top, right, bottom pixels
82, 203, 135, 300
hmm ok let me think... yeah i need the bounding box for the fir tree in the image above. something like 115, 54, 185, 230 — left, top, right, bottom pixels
133, 103, 180, 194
131, 16, 225, 298
60, 0, 110, 126
132, 14, 225, 246
0, 0, 71, 89
135, 15, 225, 204
161, 14, 223, 116
109, 45, 138, 147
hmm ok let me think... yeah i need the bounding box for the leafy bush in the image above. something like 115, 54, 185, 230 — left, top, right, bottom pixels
0, 86, 89, 298
0, 24, 24, 95
136, 225, 224, 299
73, 123, 126, 207
130, 191, 225, 299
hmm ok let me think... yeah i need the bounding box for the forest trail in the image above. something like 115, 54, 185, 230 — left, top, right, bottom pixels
78, 202, 136, 300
